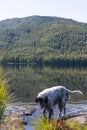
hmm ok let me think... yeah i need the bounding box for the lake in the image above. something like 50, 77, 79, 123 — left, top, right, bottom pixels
2, 64, 87, 103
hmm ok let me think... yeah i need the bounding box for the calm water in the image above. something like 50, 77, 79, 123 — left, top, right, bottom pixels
2, 65, 87, 103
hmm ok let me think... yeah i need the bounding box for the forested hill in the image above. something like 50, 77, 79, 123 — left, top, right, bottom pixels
0, 16, 87, 67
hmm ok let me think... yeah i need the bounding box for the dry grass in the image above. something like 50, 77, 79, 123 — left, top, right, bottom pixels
34, 116, 87, 130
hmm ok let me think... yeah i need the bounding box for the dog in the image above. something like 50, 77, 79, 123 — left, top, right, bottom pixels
35, 86, 83, 119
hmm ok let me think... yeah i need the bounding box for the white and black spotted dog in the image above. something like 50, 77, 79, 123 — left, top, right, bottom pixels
35, 86, 83, 119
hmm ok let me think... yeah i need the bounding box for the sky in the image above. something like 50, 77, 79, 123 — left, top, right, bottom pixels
0, 0, 87, 23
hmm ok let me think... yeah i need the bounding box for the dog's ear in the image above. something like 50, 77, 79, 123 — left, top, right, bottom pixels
45, 96, 48, 104
35, 97, 39, 103
35, 97, 43, 103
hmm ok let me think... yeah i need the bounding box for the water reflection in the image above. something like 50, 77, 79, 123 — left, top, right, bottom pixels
2, 64, 87, 102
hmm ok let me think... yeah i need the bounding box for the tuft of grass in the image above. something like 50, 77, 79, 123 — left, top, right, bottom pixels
0, 67, 24, 130
0, 67, 14, 123
34, 116, 87, 130
34, 117, 56, 130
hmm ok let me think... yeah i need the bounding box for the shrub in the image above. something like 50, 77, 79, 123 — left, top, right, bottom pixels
0, 67, 13, 123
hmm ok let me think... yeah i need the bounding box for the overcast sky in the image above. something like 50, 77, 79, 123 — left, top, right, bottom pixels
0, 0, 87, 23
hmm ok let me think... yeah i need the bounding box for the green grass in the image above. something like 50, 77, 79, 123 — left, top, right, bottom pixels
0, 67, 14, 122
34, 117, 87, 130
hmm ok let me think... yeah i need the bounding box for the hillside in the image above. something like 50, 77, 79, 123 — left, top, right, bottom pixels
0, 15, 87, 66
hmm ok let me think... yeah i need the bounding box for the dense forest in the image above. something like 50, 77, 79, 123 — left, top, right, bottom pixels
0, 16, 87, 67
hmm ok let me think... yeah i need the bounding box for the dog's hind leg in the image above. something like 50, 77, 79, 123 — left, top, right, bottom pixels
59, 104, 62, 117
62, 97, 67, 115
64, 105, 66, 115
58, 99, 66, 117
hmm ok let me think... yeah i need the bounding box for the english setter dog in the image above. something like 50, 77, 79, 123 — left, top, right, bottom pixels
35, 86, 83, 119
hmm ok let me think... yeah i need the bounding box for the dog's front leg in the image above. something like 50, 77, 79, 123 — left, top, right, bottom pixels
49, 109, 53, 119
43, 107, 46, 115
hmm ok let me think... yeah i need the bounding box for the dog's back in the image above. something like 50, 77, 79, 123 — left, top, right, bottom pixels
37, 86, 83, 102
38, 86, 68, 97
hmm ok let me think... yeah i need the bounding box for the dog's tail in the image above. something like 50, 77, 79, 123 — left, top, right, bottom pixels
66, 88, 83, 98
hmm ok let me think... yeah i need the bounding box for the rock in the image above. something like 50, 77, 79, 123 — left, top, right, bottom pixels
24, 108, 36, 116
21, 119, 28, 125
13, 108, 36, 117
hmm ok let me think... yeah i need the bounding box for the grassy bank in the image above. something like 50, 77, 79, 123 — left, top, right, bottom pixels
34, 117, 87, 130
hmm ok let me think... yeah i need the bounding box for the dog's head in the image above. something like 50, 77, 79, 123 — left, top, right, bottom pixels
35, 96, 48, 108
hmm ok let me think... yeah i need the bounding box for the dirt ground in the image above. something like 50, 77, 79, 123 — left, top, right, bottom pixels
67, 111, 87, 125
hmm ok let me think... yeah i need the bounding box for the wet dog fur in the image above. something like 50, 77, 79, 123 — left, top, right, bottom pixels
35, 86, 83, 119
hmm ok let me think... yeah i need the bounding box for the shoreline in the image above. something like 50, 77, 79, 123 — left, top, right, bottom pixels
4, 102, 87, 130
